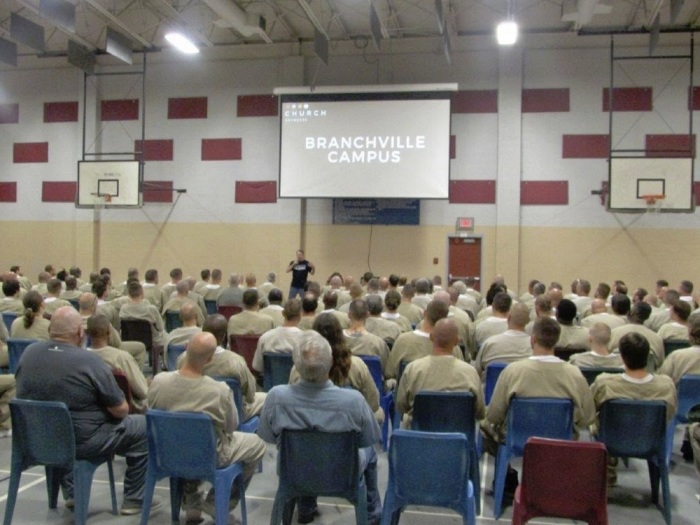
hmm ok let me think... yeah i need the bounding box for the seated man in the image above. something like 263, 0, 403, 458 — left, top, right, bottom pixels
162, 281, 205, 327
555, 299, 590, 350
474, 303, 532, 378
119, 281, 166, 347
396, 319, 484, 428
659, 312, 700, 385
163, 302, 202, 368
258, 331, 382, 525
343, 299, 390, 374
86, 314, 148, 413
297, 293, 318, 330
481, 317, 594, 455
43, 278, 72, 317
475, 292, 511, 348
319, 291, 351, 329
149, 332, 265, 522
581, 297, 627, 330
381, 290, 412, 333
179, 314, 266, 420
60, 276, 82, 301
657, 299, 691, 342
569, 322, 624, 369
252, 298, 304, 373
15, 307, 157, 514
610, 302, 664, 370
259, 288, 285, 327
227, 290, 275, 337
0, 278, 24, 314
591, 332, 677, 485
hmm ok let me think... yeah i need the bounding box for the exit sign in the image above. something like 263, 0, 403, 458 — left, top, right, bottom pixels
456, 217, 474, 231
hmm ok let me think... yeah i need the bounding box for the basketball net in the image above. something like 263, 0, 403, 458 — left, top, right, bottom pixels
91, 193, 112, 207
641, 194, 664, 214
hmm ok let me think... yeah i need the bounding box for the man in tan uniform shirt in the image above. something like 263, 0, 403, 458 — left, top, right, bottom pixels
475, 303, 532, 379
227, 290, 275, 337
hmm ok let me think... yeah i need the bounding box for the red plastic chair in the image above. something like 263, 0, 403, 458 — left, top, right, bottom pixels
512, 437, 608, 525
218, 305, 242, 320
229, 334, 261, 375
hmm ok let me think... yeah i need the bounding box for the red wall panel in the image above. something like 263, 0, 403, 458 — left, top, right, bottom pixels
13, 142, 48, 163
645, 134, 696, 158
44, 101, 79, 123
522, 88, 570, 113
690, 87, 700, 110
101, 99, 139, 121
0, 103, 19, 124
521, 181, 568, 205
0, 182, 17, 202
694, 182, 700, 206
237, 95, 278, 117
168, 97, 208, 119
202, 138, 242, 161
452, 90, 498, 114
134, 140, 174, 161
602, 88, 653, 112
449, 180, 496, 204
235, 181, 277, 203
562, 134, 610, 159
450, 135, 456, 159
143, 181, 173, 203
42, 181, 76, 202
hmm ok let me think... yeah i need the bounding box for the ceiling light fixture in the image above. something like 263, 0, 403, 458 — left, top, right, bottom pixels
165, 32, 199, 54
496, 0, 518, 46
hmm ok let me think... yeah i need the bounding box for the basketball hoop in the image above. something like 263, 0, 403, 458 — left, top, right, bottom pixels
640, 194, 665, 213
91, 192, 113, 206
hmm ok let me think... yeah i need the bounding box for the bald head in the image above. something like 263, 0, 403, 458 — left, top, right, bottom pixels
49, 306, 83, 344
507, 303, 530, 330
176, 280, 189, 296
433, 291, 450, 305
590, 298, 606, 314
78, 292, 98, 314
184, 332, 218, 369
431, 318, 459, 352
180, 302, 198, 325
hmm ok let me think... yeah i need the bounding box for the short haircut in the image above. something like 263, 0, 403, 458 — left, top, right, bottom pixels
293, 331, 333, 382
91, 278, 107, 298
680, 280, 694, 294
401, 283, 415, 298
535, 295, 552, 314
145, 269, 158, 282
508, 303, 530, 328
242, 289, 259, 308
664, 289, 680, 305
492, 292, 512, 314
389, 274, 399, 287
656, 279, 669, 288
348, 299, 368, 320
180, 302, 198, 322
578, 279, 591, 294
415, 278, 431, 294
65, 276, 77, 290
630, 302, 652, 323
596, 283, 611, 299
532, 317, 561, 349
301, 294, 318, 314
618, 332, 650, 370
200, 269, 211, 280
47, 278, 62, 295
69, 266, 81, 278
176, 280, 189, 295
533, 282, 546, 296
127, 281, 143, 298
202, 314, 228, 347
671, 299, 691, 322
2, 279, 19, 297
86, 314, 111, 338
268, 288, 283, 304
211, 269, 222, 280
170, 268, 183, 279
610, 294, 631, 316
384, 290, 401, 310
589, 322, 611, 346
556, 299, 577, 325
366, 295, 384, 316
425, 300, 450, 326
323, 291, 338, 309
283, 298, 302, 320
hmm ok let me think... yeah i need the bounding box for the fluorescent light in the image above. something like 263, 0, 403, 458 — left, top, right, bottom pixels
496, 21, 518, 46
165, 32, 199, 54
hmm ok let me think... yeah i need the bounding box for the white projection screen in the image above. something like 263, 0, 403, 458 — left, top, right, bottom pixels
608, 157, 694, 212
278, 91, 452, 199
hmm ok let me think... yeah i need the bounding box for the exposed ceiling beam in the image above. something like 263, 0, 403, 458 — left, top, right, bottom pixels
646, 0, 664, 27
297, 0, 330, 41
15, 0, 97, 51
154, 0, 214, 47
82, 0, 153, 49
369, 0, 391, 39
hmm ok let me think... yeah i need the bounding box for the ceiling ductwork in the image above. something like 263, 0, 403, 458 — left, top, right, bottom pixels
562, 0, 613, 31
202, 0, 272, 43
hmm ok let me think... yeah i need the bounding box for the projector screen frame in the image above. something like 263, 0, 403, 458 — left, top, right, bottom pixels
277, 88, 454, 200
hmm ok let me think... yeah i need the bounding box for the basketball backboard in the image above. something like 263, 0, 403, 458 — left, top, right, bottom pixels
76, 160, 142, 208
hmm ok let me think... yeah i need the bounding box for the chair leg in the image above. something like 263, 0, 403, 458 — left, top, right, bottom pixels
648, 459, 660, 505
354, 481, 368, 525
469, 448, 481, 516
73, 461, 98, 525
660, 465, 671, 525
139, 477, 158, 525
169, 478, 183, 523
237, 479, 248, 525
493, 446, 510, 519
106, 459, 117, 515
665, 421, 676, 466
45, 466, 61, 509
269, 490, 287, 525
2, 468, 21, 525
214, 477, 232, 525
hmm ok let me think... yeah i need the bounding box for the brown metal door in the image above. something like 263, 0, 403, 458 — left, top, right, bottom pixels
448, 236, 482, 291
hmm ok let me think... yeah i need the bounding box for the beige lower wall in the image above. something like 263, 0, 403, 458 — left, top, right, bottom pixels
1, 220, 698, 297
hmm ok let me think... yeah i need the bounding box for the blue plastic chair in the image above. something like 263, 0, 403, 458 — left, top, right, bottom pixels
166, 344, 187, 372
663, 339, 690, 358
391, 360, 411, 431
493, 397, 574, 519
596, 399, 670, 525
666, 374, 700, 465
358, 355, 393, 451
164, 311, 183, 332
580, 367, 624, 386
476, 362, 507, 457
263, 353, 294, 392
8, 338, 37, 374
140, 409, 247, 525
411, 391, 481, 515
2, 312, 16, 332
271, 429, 366, 525
382, 429, 475, 525
211, 376, 259, 434
3, 399, 117, 525
204, 300, 218, 315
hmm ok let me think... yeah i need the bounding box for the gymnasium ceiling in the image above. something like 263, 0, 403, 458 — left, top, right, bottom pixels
0, 0, 699, 65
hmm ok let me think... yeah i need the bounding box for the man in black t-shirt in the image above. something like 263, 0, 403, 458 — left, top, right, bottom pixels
15, 307, 159, 515
286, 249, 315, 299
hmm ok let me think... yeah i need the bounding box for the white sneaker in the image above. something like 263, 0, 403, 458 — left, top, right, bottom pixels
0, 429, 12, 438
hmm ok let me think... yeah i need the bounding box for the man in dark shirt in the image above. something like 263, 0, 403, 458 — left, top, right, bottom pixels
286, 249, 315, 299
15, 306, 159, 515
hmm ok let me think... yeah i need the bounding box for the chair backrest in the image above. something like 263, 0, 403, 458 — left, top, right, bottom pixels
597, 399, 666, 458
397, 360, 409, 387
484, 362, 507, 405
8, 338, 37, 374
553, 346, 587, 362
204, 300, 218, 315
112, 370, 135, 413
519, 437, 608, 522
218, 305, 242, 320
9, 399, 75, 469
166, 344, 187, 372
506, 397, 574, 456
676, 374, 700, 421
2, 312, 17, 332
229, 334, 260, 372
358, 355, 383, 394
389, 429, 469, 508
120, 319, 153, 350
580, 367, 624, 386
664, 339, 690, 357
263, 353, 294, 392
164, 311, 183, 332
279, 430, 360, 500
211, 376, 244, 422
67, 299, 80, 311
411, 391, 476, 439
145, 409, 217, 482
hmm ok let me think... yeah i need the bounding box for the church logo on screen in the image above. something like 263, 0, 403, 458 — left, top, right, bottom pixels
284, 103, 327, 123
